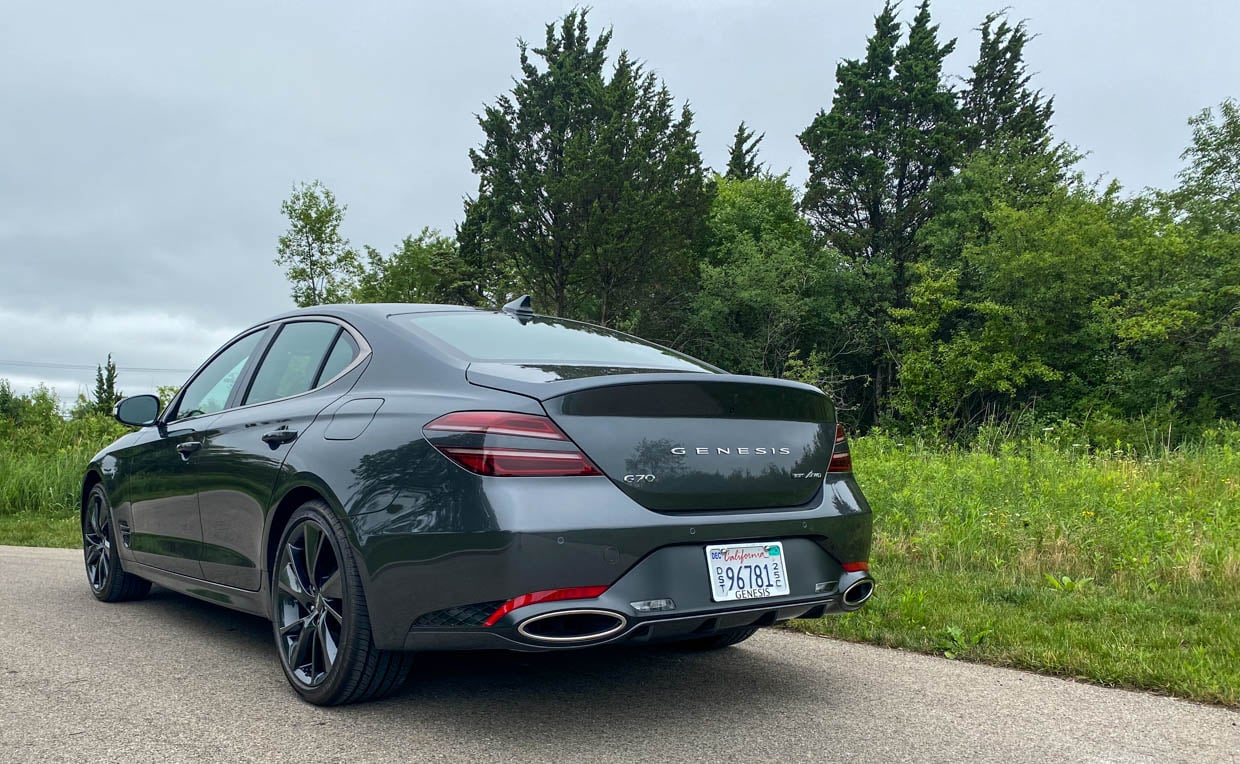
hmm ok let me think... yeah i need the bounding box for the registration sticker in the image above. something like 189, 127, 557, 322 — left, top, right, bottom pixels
705, 542, 790, 602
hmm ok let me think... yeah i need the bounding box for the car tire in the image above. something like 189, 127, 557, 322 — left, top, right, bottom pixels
271, 500, 413, 706
672, 626, 760, 650
82, 484, 151, 602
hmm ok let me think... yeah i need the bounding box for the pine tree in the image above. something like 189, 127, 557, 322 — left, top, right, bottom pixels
724, 122, 765, 180
460, 10, 709, 330
92, 354, 121, 415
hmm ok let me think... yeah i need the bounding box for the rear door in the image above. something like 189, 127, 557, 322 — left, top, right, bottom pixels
194, 320, 362, 590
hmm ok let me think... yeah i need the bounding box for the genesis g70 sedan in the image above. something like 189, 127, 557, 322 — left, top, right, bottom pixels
82, 298, 874, 705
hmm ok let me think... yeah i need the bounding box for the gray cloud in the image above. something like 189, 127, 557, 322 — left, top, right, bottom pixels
2, 0, 1237, 398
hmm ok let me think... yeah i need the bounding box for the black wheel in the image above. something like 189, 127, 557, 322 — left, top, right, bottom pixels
671, 626, 760, 650
272, 501, 413, 705
82, 485, 151, 602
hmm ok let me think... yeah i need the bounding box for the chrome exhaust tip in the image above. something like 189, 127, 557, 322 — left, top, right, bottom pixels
516, 609, 628, 643
841, 577, 875, 610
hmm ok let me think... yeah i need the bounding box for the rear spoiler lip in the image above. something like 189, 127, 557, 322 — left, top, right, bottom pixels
464, 362, 828, 403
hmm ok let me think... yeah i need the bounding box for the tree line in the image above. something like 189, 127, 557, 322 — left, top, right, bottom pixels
274, 3, 1240, 438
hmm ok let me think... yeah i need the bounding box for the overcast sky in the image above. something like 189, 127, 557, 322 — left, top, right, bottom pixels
2, 0, 1238, 400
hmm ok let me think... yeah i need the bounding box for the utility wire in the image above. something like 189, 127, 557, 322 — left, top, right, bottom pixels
0, 359, 193, 374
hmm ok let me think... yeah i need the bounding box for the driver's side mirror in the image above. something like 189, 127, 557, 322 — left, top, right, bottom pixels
114, 395, 161, 427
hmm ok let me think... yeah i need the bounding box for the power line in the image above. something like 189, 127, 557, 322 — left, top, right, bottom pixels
0, 359, 193, 374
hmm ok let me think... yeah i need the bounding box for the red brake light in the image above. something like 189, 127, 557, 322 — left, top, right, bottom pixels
828, 423, 852, 473
483, 586, 610, 627
424, 411, 603, 477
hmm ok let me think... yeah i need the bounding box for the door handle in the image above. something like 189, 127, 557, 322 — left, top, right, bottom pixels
262, 428, 299, 445
176, 441, 202, 458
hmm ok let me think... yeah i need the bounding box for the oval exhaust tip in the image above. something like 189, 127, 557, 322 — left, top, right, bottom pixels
842, 578, 875, 609
517, 609, 627, 643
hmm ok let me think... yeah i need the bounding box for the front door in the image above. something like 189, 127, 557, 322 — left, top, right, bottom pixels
128, 328, 269, 578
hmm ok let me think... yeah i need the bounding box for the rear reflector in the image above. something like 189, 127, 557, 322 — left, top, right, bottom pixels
424, 411, 603, 477
828, 423, 852, 473
841, 561, 869, 572
483, 586, 610, 627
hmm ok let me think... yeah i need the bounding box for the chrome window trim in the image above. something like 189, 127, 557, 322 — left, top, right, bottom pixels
163, 315, 371, 426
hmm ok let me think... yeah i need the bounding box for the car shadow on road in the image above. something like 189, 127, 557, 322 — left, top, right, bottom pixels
133, 584, 832, 736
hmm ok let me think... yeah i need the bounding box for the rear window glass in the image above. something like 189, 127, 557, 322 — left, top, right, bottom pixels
392, 312, 715, 371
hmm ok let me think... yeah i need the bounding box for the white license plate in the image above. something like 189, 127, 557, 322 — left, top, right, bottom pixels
705, 542, 790, 602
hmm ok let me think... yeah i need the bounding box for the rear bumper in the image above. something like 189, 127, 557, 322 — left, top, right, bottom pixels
351, 474, 872, 651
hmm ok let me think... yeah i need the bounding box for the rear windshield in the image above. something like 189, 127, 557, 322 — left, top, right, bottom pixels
392, 312, 716, 372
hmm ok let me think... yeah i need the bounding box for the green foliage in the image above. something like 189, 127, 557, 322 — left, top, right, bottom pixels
687, 174, 819, 376
1044, 573, 1094, 593
459, 9, 710, 332
275, 180, 361, 307
1174, 97, 1240, 232
70, 354, 123, 419
0, 382, 129, 518
798, 0, 962, 420
352, 228, 483, 305
724, 122, 764, 180
936, 624, 992, 659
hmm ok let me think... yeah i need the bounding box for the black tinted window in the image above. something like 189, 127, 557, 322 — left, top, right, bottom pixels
394, 313, 714, 371
316, 331, 360, 386
175, 331, 265, 420
245, 322, 340, 405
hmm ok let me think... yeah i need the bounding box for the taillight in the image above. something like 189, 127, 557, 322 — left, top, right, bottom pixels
424, 411, 603, 477
828, 423, 852, 473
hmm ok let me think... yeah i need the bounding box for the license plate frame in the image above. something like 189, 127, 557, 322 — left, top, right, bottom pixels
705, 542, 790, 602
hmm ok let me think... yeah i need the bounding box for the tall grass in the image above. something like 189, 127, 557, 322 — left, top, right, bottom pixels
0, 415, 128, 517
795, 426, 1240, 706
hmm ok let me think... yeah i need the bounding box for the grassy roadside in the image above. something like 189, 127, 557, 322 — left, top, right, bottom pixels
791, 433, 1240, 707
0, 512, 80, 548
3, 423, 1237, 705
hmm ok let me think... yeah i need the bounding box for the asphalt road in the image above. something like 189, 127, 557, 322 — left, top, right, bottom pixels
1, 545, 1236, 764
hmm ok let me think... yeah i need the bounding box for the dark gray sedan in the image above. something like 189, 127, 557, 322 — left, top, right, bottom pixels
82, 299, 874, 705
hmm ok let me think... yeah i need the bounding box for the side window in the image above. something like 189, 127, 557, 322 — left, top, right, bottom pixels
315, 331, 360, 386
244, 322, 343, 406
174, 331, 265, 420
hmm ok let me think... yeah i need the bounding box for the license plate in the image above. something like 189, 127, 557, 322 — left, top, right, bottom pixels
705, 542, 790, 602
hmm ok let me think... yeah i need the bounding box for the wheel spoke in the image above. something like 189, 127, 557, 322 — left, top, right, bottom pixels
279, 614, 310, 638
321, 600, 343, 626
302, 523, 323, 590
98, 554, 110, 586
278, 562, 313, 606
316, 621, 333, 673
290, 621, 315, 671
319, 569, 342, 600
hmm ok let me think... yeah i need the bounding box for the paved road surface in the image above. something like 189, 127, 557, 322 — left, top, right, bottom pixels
1, 545, 1235, 763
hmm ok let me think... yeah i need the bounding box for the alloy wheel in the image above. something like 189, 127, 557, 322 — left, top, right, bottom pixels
275, 520, 345, 687
83, 491, 112, 591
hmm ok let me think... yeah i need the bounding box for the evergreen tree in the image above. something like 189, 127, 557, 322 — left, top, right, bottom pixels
274, 180, 360, 307
960, 13, 1055, 154
91, 354, 121, 415
724, 122, 765, 180
460, 10, 710, 331
798, 0, 960, 421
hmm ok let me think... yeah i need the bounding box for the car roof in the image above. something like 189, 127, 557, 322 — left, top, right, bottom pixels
265, 303, 491, 323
